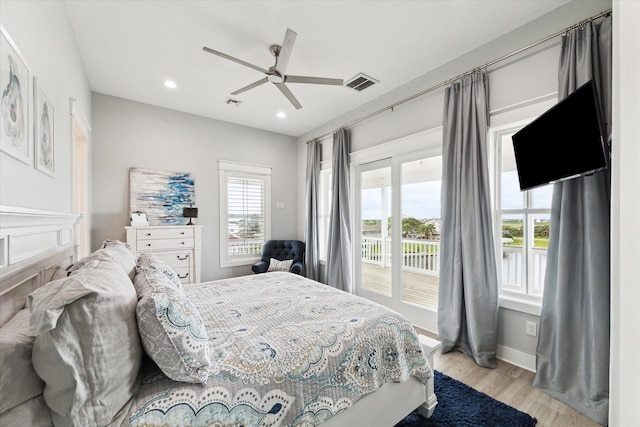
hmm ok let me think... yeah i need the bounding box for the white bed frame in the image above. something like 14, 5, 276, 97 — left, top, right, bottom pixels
322, 333, 440, 426
0, 205, 438, 426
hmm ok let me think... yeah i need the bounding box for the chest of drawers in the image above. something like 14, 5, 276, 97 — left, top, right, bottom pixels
125, 225, 202, 285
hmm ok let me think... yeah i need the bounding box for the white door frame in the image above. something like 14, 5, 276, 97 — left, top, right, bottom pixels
70, 99, 91, 259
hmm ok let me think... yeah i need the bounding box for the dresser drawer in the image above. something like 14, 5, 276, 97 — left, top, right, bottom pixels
138, 238, 194, 251
172, 267, 192, 284
153, 251, 192, 269
136, 227, 194, 240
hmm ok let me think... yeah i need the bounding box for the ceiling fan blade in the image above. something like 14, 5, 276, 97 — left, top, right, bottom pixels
285, 75, 344, 86
275, 28, 297, 75
231, 77, 269, 95
274, 83, 302, 110
202, 46, 269, 74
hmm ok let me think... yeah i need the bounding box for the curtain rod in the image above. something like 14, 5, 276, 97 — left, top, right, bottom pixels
308, 8, 612, 144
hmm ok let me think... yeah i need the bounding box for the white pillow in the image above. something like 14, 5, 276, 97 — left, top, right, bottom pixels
28, 258, 142, 427
0, 309, 44, 414
100, 239, 137, 279
0, 395, 52, 426
67, 240, 137, 281
267, 258, 294, 272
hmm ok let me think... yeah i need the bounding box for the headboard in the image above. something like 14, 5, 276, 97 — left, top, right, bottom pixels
0, 205, 81, 327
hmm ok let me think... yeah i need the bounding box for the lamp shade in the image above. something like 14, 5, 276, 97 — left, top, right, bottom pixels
183, 206, 198, 225
183, 207, 198, 218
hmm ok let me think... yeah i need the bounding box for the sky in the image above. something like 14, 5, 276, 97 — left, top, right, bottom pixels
362, 180, 442, 220
502, 170, 553, 211
362, 172, 554, 221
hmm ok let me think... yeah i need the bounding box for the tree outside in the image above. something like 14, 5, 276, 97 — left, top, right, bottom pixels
502, 219, 550, 248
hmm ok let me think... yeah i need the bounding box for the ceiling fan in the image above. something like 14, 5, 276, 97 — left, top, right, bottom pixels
202, 29, 343, 110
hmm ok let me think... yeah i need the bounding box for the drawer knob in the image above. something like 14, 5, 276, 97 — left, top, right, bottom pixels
181, 232, 185, 235
146, 243, 152, 247
178, 273, 189, 279
177, 254, 189, 260
181, 241, 185, 245
146, 233, 151, 236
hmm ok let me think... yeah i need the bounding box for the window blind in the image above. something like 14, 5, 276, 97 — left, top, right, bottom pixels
227, 176, 265, 256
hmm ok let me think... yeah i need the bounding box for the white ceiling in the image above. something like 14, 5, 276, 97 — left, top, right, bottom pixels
64, 0, 571, 137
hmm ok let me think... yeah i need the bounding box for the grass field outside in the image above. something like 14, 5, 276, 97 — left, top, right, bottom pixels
504, 237, 549, 248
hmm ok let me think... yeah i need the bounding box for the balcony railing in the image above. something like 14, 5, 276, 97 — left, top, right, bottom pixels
361, 236, 440, 277
362, 236, 547, 294
502, 245, 547, 295
228, 239, 263, 256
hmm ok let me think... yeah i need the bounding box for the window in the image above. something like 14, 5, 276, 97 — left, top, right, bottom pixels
492, 125, 552, 306
318, 168, 332, 261
219, 160, 271, 267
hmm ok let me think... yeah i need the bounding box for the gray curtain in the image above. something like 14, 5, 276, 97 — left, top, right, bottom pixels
326, 129, 352, 292
533, 16, 611, 426
304, 139, 321, 281
438, 70, 499, 369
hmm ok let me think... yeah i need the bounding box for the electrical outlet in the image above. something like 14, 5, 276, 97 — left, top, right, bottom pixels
276, 202, 285, 209
525, 321, 537, 337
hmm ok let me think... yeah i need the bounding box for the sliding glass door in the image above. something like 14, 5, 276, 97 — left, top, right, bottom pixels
358, 160, 393, 301
400, 156, 442, 310
355, 149, 442, 329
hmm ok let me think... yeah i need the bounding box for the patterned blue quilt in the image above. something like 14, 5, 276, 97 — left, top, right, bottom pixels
127, 272, 432, 427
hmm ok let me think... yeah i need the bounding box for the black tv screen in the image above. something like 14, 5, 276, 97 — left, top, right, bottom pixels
511, 80, 608, 191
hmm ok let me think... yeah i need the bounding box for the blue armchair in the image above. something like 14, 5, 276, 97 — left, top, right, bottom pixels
252, 240, 305, 275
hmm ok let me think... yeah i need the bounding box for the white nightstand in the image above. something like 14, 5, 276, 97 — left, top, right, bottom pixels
126, 225, 202, 285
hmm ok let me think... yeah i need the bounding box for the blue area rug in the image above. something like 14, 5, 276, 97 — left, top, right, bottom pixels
395, 371, 537, 427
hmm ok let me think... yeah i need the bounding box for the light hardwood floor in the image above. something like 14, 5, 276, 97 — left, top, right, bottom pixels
362, 263, 439, 309
416, 328, 601, 427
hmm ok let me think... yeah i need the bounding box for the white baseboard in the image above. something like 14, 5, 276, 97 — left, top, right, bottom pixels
497, 345, 536, 372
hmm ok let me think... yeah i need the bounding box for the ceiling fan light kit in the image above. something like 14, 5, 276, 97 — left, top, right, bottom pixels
203, 28, 344, 110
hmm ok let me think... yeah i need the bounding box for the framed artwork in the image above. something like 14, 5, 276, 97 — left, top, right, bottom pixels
130, 168, 195, 225
129, 211, 149, 227
0, 24, 31, 164
34, 78, 55, 176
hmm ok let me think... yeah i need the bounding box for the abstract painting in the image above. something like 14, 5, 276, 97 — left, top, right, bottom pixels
0, 24, 31, 164
34, 78, 54, 176
130, 168, 195, 225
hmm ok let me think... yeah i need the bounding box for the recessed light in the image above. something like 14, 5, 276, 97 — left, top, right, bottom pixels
164, 80, 177, 89
277, 111, 286, 119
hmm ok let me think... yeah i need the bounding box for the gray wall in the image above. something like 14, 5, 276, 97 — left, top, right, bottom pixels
0, 0, 92, 212
91, 93, 298, 281
295, 0, 612, 368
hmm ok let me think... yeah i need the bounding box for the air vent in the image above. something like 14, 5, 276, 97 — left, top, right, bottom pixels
225, 98, 243, 106
345, 73, 379, 92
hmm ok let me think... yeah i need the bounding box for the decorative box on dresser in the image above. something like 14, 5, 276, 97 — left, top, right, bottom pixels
126, 225, 202, 285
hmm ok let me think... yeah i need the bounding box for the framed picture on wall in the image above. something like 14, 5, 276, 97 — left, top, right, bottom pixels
34, 77, 55, 176
0, 24, 31, 165
130, 168, 195, 225
129, 211, 149, 227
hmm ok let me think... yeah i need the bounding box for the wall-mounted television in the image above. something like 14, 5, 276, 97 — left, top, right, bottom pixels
511, 80, 608, 191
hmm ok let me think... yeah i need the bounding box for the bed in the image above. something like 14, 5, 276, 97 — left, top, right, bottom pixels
0, 206, 437, 427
